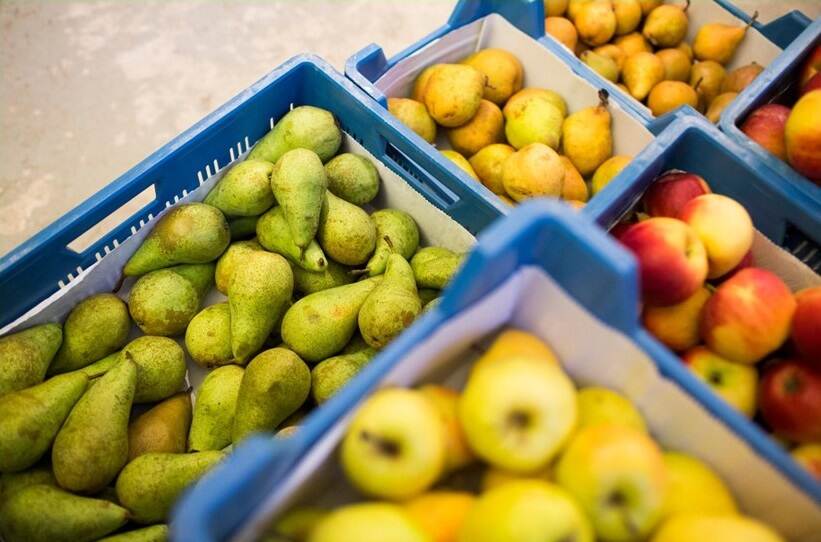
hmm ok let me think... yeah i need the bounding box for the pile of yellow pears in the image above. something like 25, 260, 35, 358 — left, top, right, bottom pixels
388, 48, 634, 207
545, 0, 766, 122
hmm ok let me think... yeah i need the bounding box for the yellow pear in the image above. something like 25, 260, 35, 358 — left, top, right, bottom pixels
705, 92, 738, 123
656, 48, 692, 81
469, 144, 516, 195
652, 515, 784, 542
593, 44, 626, 71
562, 90, 613, 176
647, 80, 699, 116
501, 143, 566, 201
545, 0, 569, 17
690, 60, 726, 108
441, 150, 480, 180
661, 452, 738, 519
638, 0, 661, 16
677, 41, 694, 61
546, 16, 579, 51
576, 1, 617, 46
559, 156, 589, 202
613, 0, 642, 35
424, 64, 486, 127
581, 51, 620, 82
623, 51, 665, 101
721, 62, 764, 93
693, 18, 754, 65
505, 88, 568, 118
614, 32, 653, 57
567, 0, 599, 22
462, 49, 524, 105
498, 194, 516, 206
388, 98, 437, 143
504, 95, 564, 150
446, 99, 504, 156
411, 64, 444, 103
591, 155, 631, 194
642, 2, 690, 48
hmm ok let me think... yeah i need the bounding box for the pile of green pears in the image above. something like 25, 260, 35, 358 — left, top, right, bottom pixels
0, 105, 465, 542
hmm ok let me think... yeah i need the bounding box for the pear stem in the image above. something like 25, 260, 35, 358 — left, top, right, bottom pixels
693, 77, 704, 93
384, 235, 395, 252
598, 88, 610, 109
682, 0, 690, 12
746, 11, 758, 31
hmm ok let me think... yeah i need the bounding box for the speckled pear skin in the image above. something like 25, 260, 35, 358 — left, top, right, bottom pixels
270, 148, 328, 249
0, 372, 88, 473
214, 239, 263, 294
75, 351, 120, 379
228, 215, 260, 240
256, 206, 328, 272
291, 259, 354, 295
128, 270, 199, 337
358, 254, 421, 349
122, 336, 186, 403
0, 467, 57, 508
115, 451, 225, 524
281, 277, 381, 362
204, 159, 275, 217
169, 262, 215, 300
410, 247, 465, 289
364, 210, 420, 276
97, 524, 169, 542
184, 303, 233, 368
317, 191, 377, 266
247, 105, 342, 164
123, 203, 230, 277
325, 153, 380, 206
0, 484, 128, 542
52, 358, 136, 494
49, 294, 130, 375
188, 365, 244, 451
228, 251, 294, 363
311, 348, 377, 404
128, 392, 192, 460
232, 348, 311, 442
0, 323, 62, 398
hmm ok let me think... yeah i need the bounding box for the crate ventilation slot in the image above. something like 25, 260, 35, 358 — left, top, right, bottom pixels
784, 223, 821, 273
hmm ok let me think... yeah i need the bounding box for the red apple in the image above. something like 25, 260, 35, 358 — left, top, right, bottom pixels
682, 346, 758, 417
610, 221, 634, 240
714, 250, 754, 284
785, 90, 821, 184
798, 44, 821, 90
740, 104, 790, 160
701, 268, 797, 364
643, 286, 711, 352
759, 359, 821, 443
642, 171, 712, 218
803, 72, 821, 96
619, 217, 708, 307
792, 286, 821, 362
792, 444, 821, 480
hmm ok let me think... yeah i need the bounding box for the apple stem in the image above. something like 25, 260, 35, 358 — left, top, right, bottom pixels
360, 430, 400, 457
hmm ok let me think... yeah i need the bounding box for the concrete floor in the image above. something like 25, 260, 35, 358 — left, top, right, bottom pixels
1, 0, 818, 256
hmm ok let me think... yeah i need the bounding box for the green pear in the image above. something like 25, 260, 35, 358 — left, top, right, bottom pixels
49, 294, 130, 374
0, 466, 56, 508
0, 485, 128, 542
228, 215, 260, 240
185, 303, 233, 368
248, 105, 342, 164
189, 365, 244, 451
410, 247, 465, 289
215, 239, 263, 294
123, 336, 187, 403
561, 90, 613, 176
359, 254, 421, 348
123, 203, 230, 276
128, 392, 192, 460
281, 277, 381, 362
0, 373, 88, 472
75, 350, 120, 378
317, 192, 376, 266
128, 270, 200, 337
292, 259, 354, 295
364, 210, 420, 276
52, 358, 136, 493
342, 333, 371, 355
418, 288, 440, 306
228, 251, 293, 363
256, 207, 328, 272
311, 348, 377, 404
581, 50, 620, 82
232, 348, 310, 442
271, 148, 328, 249
423, 297, 442, 312
115, 451, 225, 524
325, 153, 380, 206
0, 323, 62, 398
98, 525, 169, 542
170, 262, 215, 300
204, 159, 275, 217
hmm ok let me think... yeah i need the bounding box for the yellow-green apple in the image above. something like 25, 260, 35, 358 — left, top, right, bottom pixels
740, 104, 791, 160
643, 286, 711, 352
791, 443, 821, 480
792, 286, 821, 362
480, 464, 553, 492
661, 451, 738, 519
309, 503, 429, 542
419, 385, 475, 472
700, 268, 796, 364
458, 480, 594, 542
651, 515, 785, 542
798, 44, 821, 90
679, 194, 754, 279
785, 90, 821, 183
341, 388, 446, 499
472, 328, 559, 375
459, 356, 577, 472
576, 386, 647, 433
681, 346, 758, 417
759, 359, 821, 443
642, 171, 711, 218
556, 425, 667, 542
618, 217, 708, 306
403, 491, 475, 542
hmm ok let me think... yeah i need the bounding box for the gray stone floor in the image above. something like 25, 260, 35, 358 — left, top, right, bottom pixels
1, 0, 818, 256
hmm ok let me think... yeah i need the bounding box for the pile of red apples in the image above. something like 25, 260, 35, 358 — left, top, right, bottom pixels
614, 171, 821, 480
740, 43, 821, 184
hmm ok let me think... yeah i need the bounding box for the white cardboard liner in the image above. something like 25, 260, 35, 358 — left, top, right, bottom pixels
375, 14, 655, 163
543, 0, 784, 117
0, 132, 475, 395
236, 267, 821, 542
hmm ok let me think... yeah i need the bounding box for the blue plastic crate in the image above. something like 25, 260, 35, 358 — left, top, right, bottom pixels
173, 200, 821, 542
586, 110, 821, 273
0, 55, 506, 330
720, 18, 821, 209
